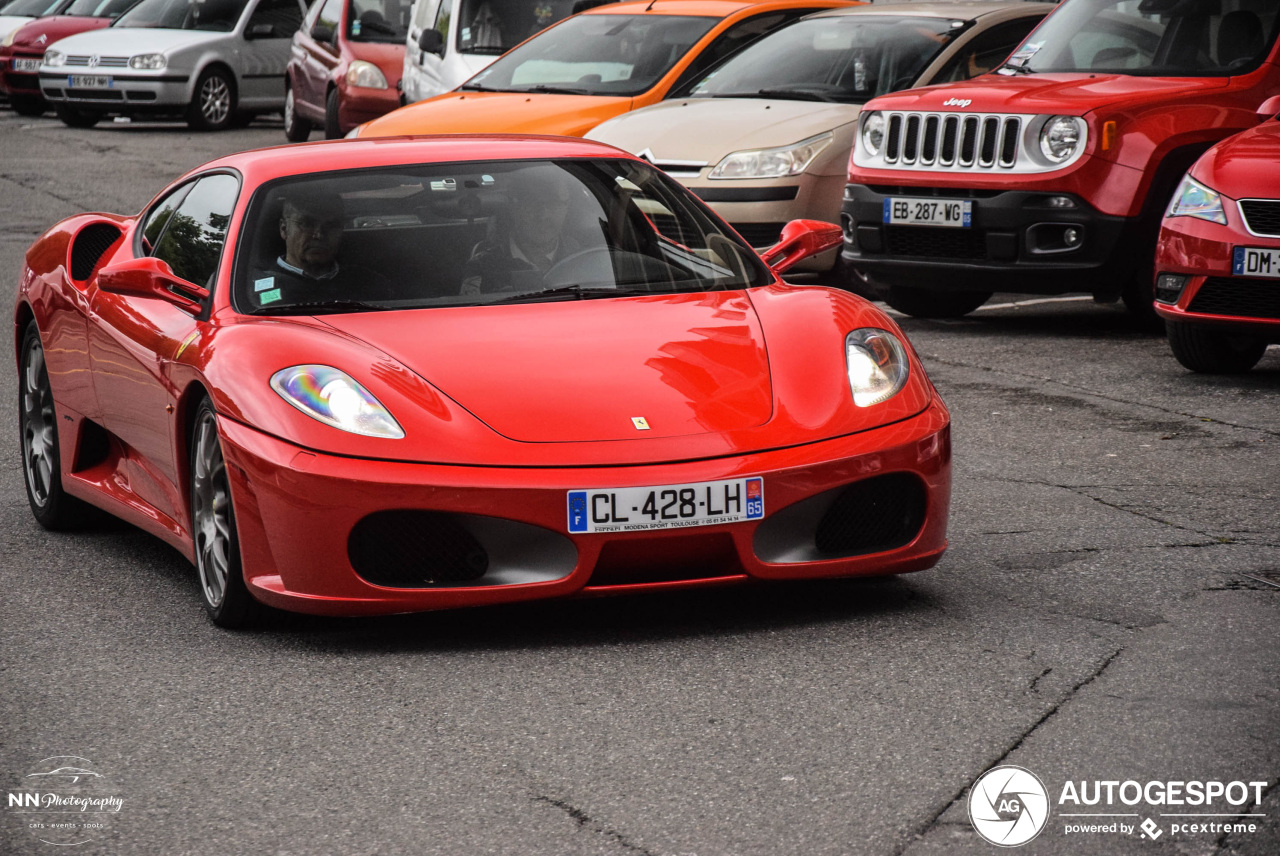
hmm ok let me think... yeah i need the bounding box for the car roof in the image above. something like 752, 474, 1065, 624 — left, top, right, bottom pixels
194, 136, 637, 186
807, 1, 1048, 21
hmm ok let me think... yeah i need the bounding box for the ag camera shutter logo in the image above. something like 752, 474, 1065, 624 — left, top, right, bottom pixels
968, 765, 1051, 846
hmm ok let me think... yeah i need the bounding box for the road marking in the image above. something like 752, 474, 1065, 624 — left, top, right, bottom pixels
976, 296, 1095, 311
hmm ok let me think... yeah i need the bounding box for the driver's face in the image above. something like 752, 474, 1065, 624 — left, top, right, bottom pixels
280, 199, 343, 274
512, 189, 569, 251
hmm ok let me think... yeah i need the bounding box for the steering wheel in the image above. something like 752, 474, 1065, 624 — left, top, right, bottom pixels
540, 246, 618, 287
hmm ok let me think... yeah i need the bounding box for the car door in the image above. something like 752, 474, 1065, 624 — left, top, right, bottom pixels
88, 173, 240, 529
299, 0, 343, 109
406, 0, 449, 101
239, 0, 307, 107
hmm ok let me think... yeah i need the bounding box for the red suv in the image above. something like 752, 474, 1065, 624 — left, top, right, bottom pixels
840, 0, 1280, 322
284, 0, 411, 139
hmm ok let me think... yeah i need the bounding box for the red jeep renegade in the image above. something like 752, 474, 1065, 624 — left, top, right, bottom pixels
840, 0, 1280, 321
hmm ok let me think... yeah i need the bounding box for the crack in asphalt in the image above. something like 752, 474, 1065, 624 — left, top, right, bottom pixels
1214, 778, 1279, 855
1027, 667, 1053, 695
924, 354, 1280, 438
0, 172, 90, 211
894, 648, 1124, 856
531, 794, 657, 855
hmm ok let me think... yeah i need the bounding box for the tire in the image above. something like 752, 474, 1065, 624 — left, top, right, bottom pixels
883, 286, 992, 319
54, 104, 100, 128
324, 87, 342, 139
1121, 270, 1163, 331
186, 67, 237, 131
10, 94, 46, 116
189, 397, 260, 627
283, 84, 312, 142
1166, 321, 1267, 374
19, 321, 95, 530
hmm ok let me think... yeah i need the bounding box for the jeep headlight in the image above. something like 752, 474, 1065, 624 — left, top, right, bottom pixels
44, 49, 65, 67
845, 329, 909, 407
1167, 174, 1227, 225
861, 112, 885, 157
709, 132, 833, 179
346, 60, 388, 90
129, 53, 166, 70
1039, 116, 1084, 164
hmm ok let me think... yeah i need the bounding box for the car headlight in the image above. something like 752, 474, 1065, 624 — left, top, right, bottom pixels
129, 53, 166, 70
2, 29, 17, 47
346, 60, 388, 90
708, 132, 833, 179
845, 329, 909, 407
1166, 174, 1227, 225
861, 112, 885, 157
44, 49, 65, 67
270, 365, 404, 438
1039, 116, 1084, 164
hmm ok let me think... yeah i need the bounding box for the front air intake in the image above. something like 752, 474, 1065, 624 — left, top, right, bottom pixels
813, 473, 926, 557
70, 222, 122, 281
349, 510, 489, 587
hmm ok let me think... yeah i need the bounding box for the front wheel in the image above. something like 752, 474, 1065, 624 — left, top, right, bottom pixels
54, 104, 100, 128
883, 286, 992, 319
187, 67, 237, 131
190, 397, 259, 627
283, 84, 312, 141
1166, 321, 1267, 373
324, 87, 342, 139
10, 94, 46, 116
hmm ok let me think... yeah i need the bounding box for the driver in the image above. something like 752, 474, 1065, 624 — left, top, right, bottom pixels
250, 187, 391, 308
460, 168, 582, 295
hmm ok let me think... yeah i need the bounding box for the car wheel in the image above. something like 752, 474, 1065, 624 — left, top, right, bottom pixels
190, 397, 259, 627
324, 87, 342, 139
187, 67, 237, 131
10, 94, 46, 116
54, 104, 100, 128
19, 321, 94, 530
1121, 270, 1163, 331
1166, 321, 1267, 373
883, 286, 992, 319
283, 84, 312, 142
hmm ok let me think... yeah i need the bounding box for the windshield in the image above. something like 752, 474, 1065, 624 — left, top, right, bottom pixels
234, 158, 771, 315
1006, 0, 1280, 77
461, 14, 718, 97
115, 0, 247, 30
454, 0, 576, 55
692, 15, 963, 104
1, 0, 65, 15
65, 0, 135, 16
349, 0, 410, 43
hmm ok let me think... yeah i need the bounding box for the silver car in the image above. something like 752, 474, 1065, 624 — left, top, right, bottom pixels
39, 0, 306, 129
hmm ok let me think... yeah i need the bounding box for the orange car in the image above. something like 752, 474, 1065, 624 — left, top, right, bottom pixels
352, 0, 859, 139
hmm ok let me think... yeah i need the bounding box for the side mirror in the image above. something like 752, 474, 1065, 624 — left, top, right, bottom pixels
759, 219, 844, 275
311, 23, 335, 44
97, 256, 207, 314
1257, 95, 1280, 123
417, 27, 444, 56
246, 22, 276, 39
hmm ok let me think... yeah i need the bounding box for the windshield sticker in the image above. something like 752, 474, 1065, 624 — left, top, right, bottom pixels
1007, 41, 1042, 66
254, 276, 275, 292
352, 20, 361, 35
258, 288, 282, 305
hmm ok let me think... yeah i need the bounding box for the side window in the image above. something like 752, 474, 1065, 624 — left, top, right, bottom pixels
247, 0, 305, 37
933, 18, 1046, 83
152, 174, 240, 289
412, 0, 440, 30
140, 183, 194, 255
313, 0, 342, 38
667, 11, 804, 97
432, 0, 451, 43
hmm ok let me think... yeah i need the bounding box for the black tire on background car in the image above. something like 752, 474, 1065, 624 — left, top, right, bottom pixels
1121, 270, 1164, 331
283, 83, 312, 141
54, 104, 100, 128
883, 286, 992, 319
324, 87, 342, 139
189, 396, 260, 627
1166, 321, 1268, 373
10, 94, 46, 116
19, 321, 95, 530
186, 66, 237, 131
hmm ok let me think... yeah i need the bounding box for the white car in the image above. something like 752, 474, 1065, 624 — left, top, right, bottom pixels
39, 0, 306, 129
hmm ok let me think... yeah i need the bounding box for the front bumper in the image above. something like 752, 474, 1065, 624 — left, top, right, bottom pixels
39, 71, 190, 112
338, 82, 401, 133
218, 399, 951, 616
1, 52, 42, 94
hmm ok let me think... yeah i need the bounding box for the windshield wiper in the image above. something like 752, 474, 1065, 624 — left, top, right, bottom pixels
517, 84, 591, 95
998, 61, 1036, 75
459, 82, 503, 91
490, 285, 655, 304
253, 299, 391, 316
712, 87, 837, 102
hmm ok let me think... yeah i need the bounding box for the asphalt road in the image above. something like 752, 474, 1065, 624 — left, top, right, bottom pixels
1, 111, 1277, 856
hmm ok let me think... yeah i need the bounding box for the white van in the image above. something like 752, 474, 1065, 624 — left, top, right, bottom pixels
401, 0, 605, 104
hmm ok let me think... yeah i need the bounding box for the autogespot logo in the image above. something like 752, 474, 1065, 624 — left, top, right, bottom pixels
969, 766, 1051, 847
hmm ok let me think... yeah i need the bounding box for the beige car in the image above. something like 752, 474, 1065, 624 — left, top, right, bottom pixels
586, 1, 1051, 272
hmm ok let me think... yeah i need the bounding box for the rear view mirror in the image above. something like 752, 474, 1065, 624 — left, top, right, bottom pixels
417, 28, 444, 56
1257, 95, 1280, 123
759, 220, 844, 275
97, 256, 207, 314
311, 23, 334, 44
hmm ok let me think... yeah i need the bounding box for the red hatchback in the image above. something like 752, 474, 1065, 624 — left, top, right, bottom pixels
1154, 98, 1280, 373
284, 0, 411, 139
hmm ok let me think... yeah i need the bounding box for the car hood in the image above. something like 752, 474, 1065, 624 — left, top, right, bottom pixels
868, 73, 1231, 117
1192, 120, 1280, 199
588, 98, 861, 169
361, 90, 633, 138
318, 291, 775, 443
46, 26, 223, 57
11, 15, 110, 49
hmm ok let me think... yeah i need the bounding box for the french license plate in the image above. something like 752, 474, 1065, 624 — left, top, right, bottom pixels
13, 58, 40, 72
883, 197, 972, 228
1232, 246, 1280, 278
567, 477, 764, 534
67, 75, 112, 89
